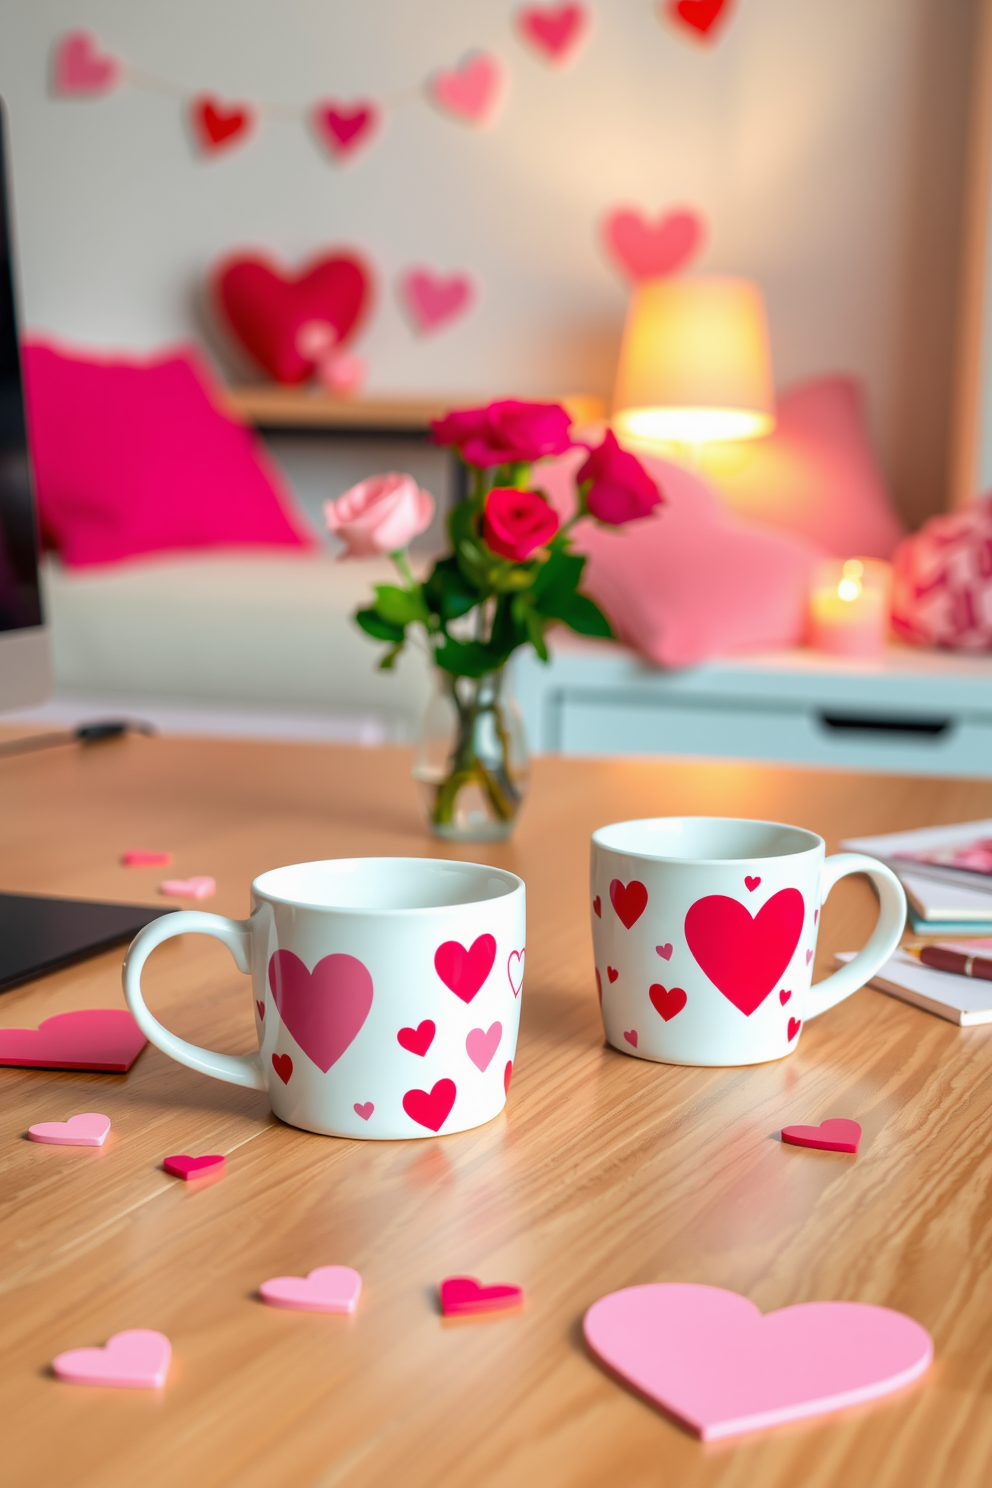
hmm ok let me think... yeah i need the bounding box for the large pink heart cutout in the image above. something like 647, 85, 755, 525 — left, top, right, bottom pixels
684, 888, 804, 1016
584, 1283, 932, 1441
214, 254, 371, 385
267, 951, 373, 1073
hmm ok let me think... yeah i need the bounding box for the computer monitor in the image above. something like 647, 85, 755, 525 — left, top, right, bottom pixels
0, 95, 50, 711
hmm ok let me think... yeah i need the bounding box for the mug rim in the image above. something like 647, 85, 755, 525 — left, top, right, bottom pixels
591, 815, 824, 864
251, 855, 524, 915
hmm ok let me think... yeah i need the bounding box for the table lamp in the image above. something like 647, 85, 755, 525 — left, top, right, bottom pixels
612, 276, 776, 445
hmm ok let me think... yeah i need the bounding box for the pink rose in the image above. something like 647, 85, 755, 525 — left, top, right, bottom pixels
431, 399, 575, 468
324, 473, 435, 556
577, 430, 663, 524
483, 487, 559, 561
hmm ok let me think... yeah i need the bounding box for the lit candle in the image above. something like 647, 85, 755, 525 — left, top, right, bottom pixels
808, 558, 891, 659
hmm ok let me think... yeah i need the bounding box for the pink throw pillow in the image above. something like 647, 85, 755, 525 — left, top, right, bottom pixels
891, 495, 992, 650
23, 341, 315, 568
698, 376, 905, 559
540, 448, 825, 667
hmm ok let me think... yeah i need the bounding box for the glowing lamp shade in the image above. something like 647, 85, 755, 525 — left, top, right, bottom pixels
612, 276, 776, 444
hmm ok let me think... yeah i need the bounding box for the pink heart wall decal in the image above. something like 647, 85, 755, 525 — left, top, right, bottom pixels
311, 100, 379, 159
517, 5, 588, 64
0, 1009, 146, 1071
684, 888, 804, 1016
584, 1283, 932, 1441
260, 1265, 362, 1313
400, 268, 474, 333
53, 1330, 172, 1389
121, 849, 172, 867
268, 951, 373, 1073
609, 879, 648, 929
507, 949, 525, 996
466, 1021, 502, 1072
434, 935, 496, 1003
403, 1078, 457, 1132
429, 52, 505, 126
52, 31, 121, 96
28, 1112, 111, 1147
602, 208, 705, 282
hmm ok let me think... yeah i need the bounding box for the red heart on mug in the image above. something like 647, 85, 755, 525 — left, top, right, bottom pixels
268, 952, 373, 1073
271, 1053, 293, 1084
593, 896, 602, 918
214, 253, 371, 384
607, 966, 619, 983
403, 1078, 457, 1132
684, 889, 804, 1017
788, 1017, 802, 1041
504, 1060, 513, 1095
397, 1019, 435, 1057
624, 1029, 639, 1047
610, 879, 648, 929
434, 935, 496, 1003
649, 983, 687, 1021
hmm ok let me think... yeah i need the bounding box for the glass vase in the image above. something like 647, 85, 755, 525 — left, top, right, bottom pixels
413, 666, 529, 842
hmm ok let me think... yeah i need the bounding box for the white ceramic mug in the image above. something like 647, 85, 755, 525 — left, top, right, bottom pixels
123, 857, 526, 1138
590, 817, 905, 1067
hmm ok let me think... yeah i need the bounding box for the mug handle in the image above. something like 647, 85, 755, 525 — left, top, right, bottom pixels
122, 911, 266, 1090
803, 853, 906, 1020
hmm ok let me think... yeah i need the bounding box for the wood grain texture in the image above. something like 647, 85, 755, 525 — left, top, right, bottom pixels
2, 735, 992, 1487
222, 387, 606, 432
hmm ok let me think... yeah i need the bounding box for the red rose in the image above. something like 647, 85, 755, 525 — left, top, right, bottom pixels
483, 487, 559, 561
578, 430, 663, 524
432, 399, 574, 468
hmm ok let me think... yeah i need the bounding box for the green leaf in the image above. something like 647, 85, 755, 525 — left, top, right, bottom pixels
545, 591, 613, 639
433, 638, 500, 679
372, 584, 427, 627
355, 607, 405, 643
424, 557, 479, 620
532, 548, 585, 604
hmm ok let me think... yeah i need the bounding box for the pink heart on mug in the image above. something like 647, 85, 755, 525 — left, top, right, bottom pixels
52, 31, 121, 96
52, 1329, 172, 1389
400, 268, 474, 333
684, 889, 804, 1017
466, 1021, 502, 1072
429, 52, 505, 125
354, 1101, 374, 1121
584, 1283, 932, 1441
268, 952, 373, 1073
260, 1265, 362, 1313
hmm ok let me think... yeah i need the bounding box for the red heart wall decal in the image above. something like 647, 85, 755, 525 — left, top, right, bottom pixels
602, 208, 705, 282
684, 889, 804, 1016
666, 0, 733, 41
403, 1078, 457, 1132
214, 253, 371, 385
609, 879, 648, 929
434, 935, 496, 1003
517, 5, 588, 64
267, 951, 373, 1072
191, 96, 254, 153
311, 100, 379, 159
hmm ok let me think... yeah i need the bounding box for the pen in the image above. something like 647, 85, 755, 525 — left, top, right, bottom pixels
917, 946, 992, 982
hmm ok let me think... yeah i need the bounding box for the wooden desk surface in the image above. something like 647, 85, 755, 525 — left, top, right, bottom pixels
3, 736, 992, 1488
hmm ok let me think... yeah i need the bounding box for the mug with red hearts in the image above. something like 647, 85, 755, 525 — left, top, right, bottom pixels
123, 857, 525, 1139
590, 817, 905, 1067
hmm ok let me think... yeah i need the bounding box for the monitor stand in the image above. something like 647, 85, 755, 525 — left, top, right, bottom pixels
0, 892, 174, 994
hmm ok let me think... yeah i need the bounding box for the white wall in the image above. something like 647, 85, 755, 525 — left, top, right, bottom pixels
0, 0, 951, 493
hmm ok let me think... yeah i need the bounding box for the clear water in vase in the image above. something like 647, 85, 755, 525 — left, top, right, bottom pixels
413, 667, 529, 842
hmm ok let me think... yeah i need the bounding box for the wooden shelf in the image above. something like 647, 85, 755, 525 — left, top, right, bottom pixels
222, 385, 607, 435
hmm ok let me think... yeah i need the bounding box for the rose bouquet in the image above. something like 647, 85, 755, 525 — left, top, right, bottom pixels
325, 400, 662, 839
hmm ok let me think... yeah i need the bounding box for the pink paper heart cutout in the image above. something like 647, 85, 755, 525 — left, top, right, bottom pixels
28, 1112, 110, 1147
434, 935, 496, 1003
52, 31, 120, 96
311, 99, 379, 158
397, 1019, 435, 1057
782, 1119, 861, 1154
159, 875, 215, 900
440, 1276, 524, 1316
684, 888, 804, 1016
610, 879, 648, 929
0, 1009, 146, 1071
268, 951, 373, 1073
429, 52, 504, 125
260, 1265, 362, 1313
163, 1154, 225, 1180
656, 943, 673, 960
507, 948, 525, 996
584, 1284, 931, 1441
354, 1101, 374, 1121
400, 268, 474, 333
121, 849, 172, 867
624, 1029, 638, 1047
403, 1078, 457, 1132
53, 1329, 172, 1389
517, 4, 588, 63
466, 1021, 502, 1072
602, 207, 705, 281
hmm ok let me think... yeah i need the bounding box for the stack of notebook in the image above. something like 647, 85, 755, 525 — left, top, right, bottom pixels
836, 945, 992, 1026
842, 820, 992, 935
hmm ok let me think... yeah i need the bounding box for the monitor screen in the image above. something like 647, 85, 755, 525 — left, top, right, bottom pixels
0, 100, 41, 636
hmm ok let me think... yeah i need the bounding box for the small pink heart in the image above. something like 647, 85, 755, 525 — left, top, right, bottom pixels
517, 4, 588, 64
159, 875, 215, 901
745, 876, 761, 892
656, 944, 673, 960
354, 1101, 374, 1121
429, 51, 505, 125
52, 1329, 171, 1389
52, 31, 121, 96
602, 207, 705, 281
466, 1021, 502, 1073
400, 268, 474, 333
624, 1029, 638, 1047
806, 949, 813, 965
507, 948, 525, 996
256, 1000, 265, 1020
607, 966, 619, 984
261, 1265, 362, 1313
28, 1112, 110, 1147
787, 1017, 802, 1041
782, 1119, 861, 1154
779, 989, 791, 1006
163, 1154, 225, 1180
121, 849, 172, 867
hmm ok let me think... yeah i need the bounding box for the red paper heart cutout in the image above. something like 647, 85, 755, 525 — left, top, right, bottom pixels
607, 966, 619, 983
354, 1101, 374, 1121
312, 100, 378, 158
403, 1078, 457, 1132
440, 1276, 523, 1316
593, 896, 602, 917
782, 1119, 861, 1154
603, 208, 705, 282
779, 989, 791, 1005
667, 0, 733, 41
504, 1059, 513, 1095
163, 1154, 225, 1180
517, 4, 588, 63
192, 96, 253, 153
656, 943, 673, 960
624, 1029, 638, 1047
268, 951, 373, 1073
272, 1052, 293, 1084
0, 1009, 146, 1072
397, 1019, 435, 1056
214, 253, 371, 384
595, 968, 603, 1004
649, 983, 687, 1021
434, 935, 496, 1003
684, 889, 804, 1016
745, 876, 761, 892
787, 1018, 802, 1041
610, 879, 648, 929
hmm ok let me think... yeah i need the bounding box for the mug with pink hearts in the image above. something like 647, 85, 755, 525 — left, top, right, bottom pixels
123, 857, 525, 1139
590, 817, 906, 1067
